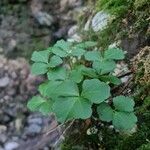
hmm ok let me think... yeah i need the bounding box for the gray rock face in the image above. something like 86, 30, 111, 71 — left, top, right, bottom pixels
4, 142, 19, 150
92, 11, 110, 32
0, 77, 10, 88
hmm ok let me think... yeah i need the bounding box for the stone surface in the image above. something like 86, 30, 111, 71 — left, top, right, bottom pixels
0, 77, 10, 87
4, 142, 19, 150
92, 11, 110, 32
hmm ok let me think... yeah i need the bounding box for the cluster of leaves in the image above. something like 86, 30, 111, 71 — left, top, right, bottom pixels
27, 39, 137, 131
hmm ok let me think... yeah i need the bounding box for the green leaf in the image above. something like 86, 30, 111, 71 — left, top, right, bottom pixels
71, 48, 86, 57
70, 69, 83, 83
27, 96, 45, 111
76, 41, 97, 49
31, 50, 50, 63
99, 75, 121, 85
39, 100, 53, 115
31, 63, 48, 75
54, 39, 72, 52
39, 81, 62, 99
113, 112, 137, 131
113, 96, 135, 112
84, 51, 102, 61
97, 102, 113, 122
47, 67, 67, 81
82, 79, 110, 104
104, 48, 125, 60
52, 46, 68, 57
93, 60, 116, 74
39, 80, 79, 98
53, 97, 92, 123
82, 67, 98, 78
48, 55, 63, 68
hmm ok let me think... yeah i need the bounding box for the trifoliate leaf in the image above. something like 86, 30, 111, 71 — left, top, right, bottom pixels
104, 48, 125, 60
82, 79, 110, 104
76, 41, 97, 49
31, 63, 48, 75
97, 102, 113, 122
47, 67, 67, 81
84, 51, 102, 61
27, 96, 45, 111
53, 97, 92, 123
48, 55, 63, 68
99, 75, 121, 85
113, 111, 137, 131
113, 96, 135, 112
31, 50, 50, 63
93, 60, 116, 74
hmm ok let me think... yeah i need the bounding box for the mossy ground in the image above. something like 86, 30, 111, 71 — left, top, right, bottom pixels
61, 0, 150, 149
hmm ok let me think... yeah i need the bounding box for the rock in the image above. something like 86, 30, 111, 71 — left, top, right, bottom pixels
4, 142, 19, 150
92, 11, 110, 32
0, 77, 10, 88
25, 124, 42, 135
33, 11, 53, 26
0, 134, 7, 143
0, 125, 7, 133
27, 117, 42, 125
60, 0, 82, 11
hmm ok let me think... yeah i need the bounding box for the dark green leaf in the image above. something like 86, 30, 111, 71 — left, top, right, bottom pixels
82, 79, 110, 104
47, 67, 67, 81
97, 102, 113, 122
113, 112, 137, 131
113, 96, 135, 112
99, 75, 121, 85
52, 46, 68, 57
93, 60, 116, 74
76, 41, 97, 49
84, 51, 102, 61
104, 48, 125, 60
48, 55, 63, 68
53, 97, 92, 123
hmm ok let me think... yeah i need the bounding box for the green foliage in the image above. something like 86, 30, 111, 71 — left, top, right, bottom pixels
96, 0, 133, 16
97, 96, 137, 131
27, 39, 137, 131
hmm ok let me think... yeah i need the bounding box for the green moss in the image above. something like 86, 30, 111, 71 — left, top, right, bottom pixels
96, 0, 134, 16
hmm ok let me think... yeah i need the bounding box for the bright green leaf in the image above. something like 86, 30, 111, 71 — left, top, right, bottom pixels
104, 48, 125, 60
48, 55, 63, 68
82, 79, 110, 104
113, 96, 135, 112
97, 102, 113, 122
70, 69, 83, 83
31, 63, 48, 75
82, 67, 98, 78
27, 96, 45, 111
31, 50, 50, 63
113, 111, 137, 131
71, 48, 86, 57
39, 100, 53, 115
